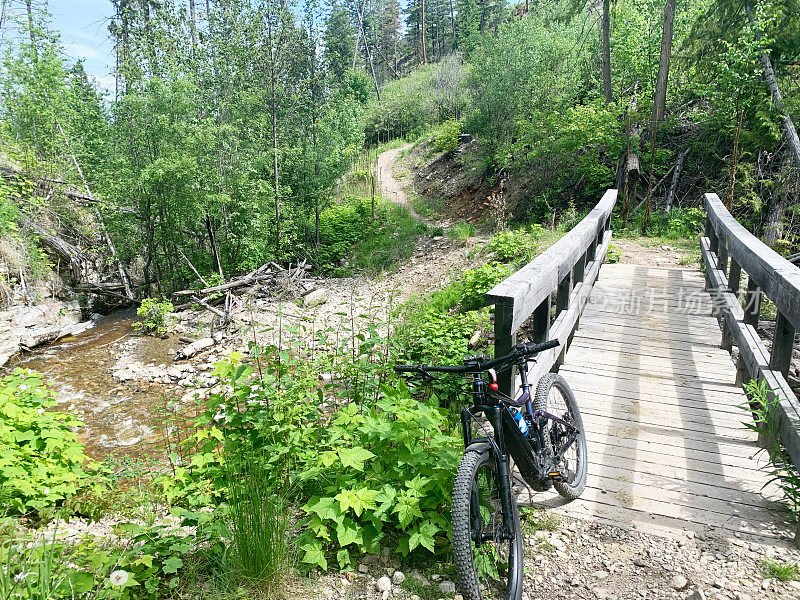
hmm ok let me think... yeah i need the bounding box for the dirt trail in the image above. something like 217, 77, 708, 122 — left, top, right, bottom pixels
376, 144, 417, 216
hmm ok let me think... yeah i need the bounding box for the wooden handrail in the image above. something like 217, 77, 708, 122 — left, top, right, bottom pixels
701, 192, 800, 469
486, 189, 617, 395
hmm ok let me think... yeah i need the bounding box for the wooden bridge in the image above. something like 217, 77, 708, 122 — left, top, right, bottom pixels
487, 190, 800, 546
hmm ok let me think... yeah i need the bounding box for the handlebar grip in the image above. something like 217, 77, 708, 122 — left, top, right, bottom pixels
393, 365, 418, 373
522, 339, 560, 354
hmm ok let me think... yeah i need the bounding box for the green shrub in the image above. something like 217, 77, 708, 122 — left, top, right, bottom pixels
606, 243, 622, 263
741, 379, 800, 520
433, 119, 461, 155
316, 198, 425, 275
487, 228, 541, 265
133, 298, 174, 335
448, 222, 475, 242
458, 262, 513, 312
298, 381, 462, 570
0, 369, 100, 514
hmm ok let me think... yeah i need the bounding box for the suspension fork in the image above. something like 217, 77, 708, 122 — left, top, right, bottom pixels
517, 358, 533, 415
486, 405, 516, 542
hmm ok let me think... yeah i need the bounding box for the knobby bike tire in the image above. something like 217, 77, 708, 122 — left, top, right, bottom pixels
452, 450, 523, 600
533, 373, 588, 500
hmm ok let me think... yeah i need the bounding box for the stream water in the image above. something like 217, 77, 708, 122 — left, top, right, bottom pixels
2, 310, 183, 462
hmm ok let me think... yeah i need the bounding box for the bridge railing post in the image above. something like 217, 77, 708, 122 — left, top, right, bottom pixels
701, 192, 800, 502
493, 299, 516, 397
486, 189, 618, 394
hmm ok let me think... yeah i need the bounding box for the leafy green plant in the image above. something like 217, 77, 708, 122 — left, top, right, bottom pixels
316, 198, 425, 275
433, 119, 461, 155
487, 228, 540, 265
133, 298, 174, 335
762, 558, 799, 581
448, 222, 475, 242
298, 381, 462, 571
0, 515, 218, 600
741, 379, 800, 520
606, 243, 622, 263
0, 369, 100, 514
458, 262, 512, 312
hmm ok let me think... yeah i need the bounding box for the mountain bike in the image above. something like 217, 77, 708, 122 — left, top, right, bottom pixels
394, 339, 587, 600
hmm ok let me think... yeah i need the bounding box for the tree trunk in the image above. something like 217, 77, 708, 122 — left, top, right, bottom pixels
664, 148, 688, 212
763, 190, 789, 245
267, 3, 281, 258
619, 91, 640, 223
449, 0, 457, 41
421, 0, 427, 64
23, 219, 86, 279
726, 107, 744, 209
745, 3, 800, 173
189, 0, 199, 50
653, 0, 676, 122
602, 0, 612, 103
25, 0, 35, 51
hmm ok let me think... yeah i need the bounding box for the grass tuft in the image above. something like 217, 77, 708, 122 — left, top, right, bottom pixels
762, 558, 799, 581
222, 452, 293, 597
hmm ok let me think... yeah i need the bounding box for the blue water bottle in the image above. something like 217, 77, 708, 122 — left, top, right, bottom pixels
509, 407, 529, 437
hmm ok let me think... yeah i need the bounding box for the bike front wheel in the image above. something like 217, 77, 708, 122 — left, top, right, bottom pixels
452, 450, 523, 600
534, 373, 588, 500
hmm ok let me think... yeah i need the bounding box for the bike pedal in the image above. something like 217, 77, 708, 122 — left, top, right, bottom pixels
548, 471, 565, 481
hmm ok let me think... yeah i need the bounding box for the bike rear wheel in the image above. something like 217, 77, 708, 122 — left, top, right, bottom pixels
533, 373, 587, 500
452, 450, 523, 600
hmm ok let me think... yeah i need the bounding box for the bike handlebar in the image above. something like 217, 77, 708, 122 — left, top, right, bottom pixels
394, 339, 560, 376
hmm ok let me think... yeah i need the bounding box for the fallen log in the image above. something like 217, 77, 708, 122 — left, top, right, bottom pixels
23, 218, 86, 279
664, 148, 689, 213
174, 337, 216, 361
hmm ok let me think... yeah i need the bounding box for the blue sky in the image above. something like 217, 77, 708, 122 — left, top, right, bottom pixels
48, 0, 116, 92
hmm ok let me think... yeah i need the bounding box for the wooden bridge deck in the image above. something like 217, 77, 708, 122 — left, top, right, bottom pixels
521, 262, 794, 544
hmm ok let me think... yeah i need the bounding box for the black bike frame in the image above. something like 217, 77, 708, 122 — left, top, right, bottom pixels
459, 373, 517, 542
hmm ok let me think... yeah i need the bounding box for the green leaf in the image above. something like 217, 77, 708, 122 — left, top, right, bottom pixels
337, 548, 351, 569
338, 447, 375, 471
162, 556, 183, 574
393, 492, 423, 530
301, 541, 328, 571
335, 518, 364, 548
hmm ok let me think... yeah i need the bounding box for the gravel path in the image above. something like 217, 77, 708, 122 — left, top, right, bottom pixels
376, 144, 417, 217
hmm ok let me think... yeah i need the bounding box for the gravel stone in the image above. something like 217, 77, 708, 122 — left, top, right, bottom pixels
670, 574, 688, 590
391, 570, 405, 585
438, 580, 456, 594
375, 576, 391, 593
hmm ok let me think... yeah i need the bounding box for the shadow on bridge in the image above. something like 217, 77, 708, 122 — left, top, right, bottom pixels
519, 264, 793, 544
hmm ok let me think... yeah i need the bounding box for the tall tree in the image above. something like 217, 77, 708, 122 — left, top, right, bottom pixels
324, 0, 355, 85
653, 0, 676, 121
601, 0, 611, 103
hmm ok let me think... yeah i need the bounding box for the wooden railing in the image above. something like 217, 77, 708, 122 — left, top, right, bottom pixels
486, 189, 617, 395
701, 192, 800, 469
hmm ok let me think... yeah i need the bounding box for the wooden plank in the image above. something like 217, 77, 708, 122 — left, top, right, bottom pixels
577, 412, 759, 456
565, 366, 740, 394
566, 378, 750, 416
524, 231, 612, 383
575, 395, 755, 434
583, 437, 772, 479
526, 480, 789, 538
523, 486, 792, 541
770, 311, 796, 379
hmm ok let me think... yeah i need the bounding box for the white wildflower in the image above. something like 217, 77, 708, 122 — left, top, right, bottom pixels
109, 570, 129, 586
